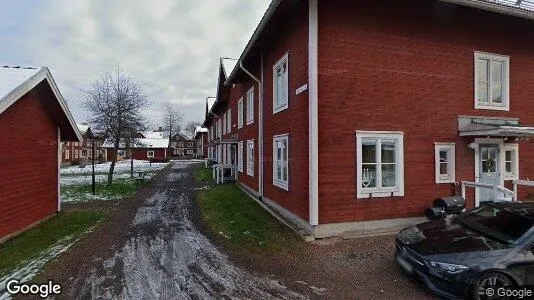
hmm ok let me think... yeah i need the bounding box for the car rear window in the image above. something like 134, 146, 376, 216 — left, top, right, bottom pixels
460, 205, 534, 243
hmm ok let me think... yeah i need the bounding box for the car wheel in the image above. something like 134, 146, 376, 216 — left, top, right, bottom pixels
471, 272, 514, 300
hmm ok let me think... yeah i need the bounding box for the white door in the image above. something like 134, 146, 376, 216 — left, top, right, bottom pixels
479, 144, 500, 203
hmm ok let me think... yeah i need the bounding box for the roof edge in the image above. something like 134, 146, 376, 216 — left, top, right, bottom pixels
225, 0, 282, 85
438, 0, 534, 20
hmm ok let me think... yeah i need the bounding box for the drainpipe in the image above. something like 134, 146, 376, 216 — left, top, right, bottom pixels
240, 59, 264, 200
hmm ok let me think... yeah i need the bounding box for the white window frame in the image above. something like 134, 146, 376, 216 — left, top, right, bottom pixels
474, 51, 510, 111
273, 52, 289, 114
65, 149, 70, 159
187, 150, 193, 155
247, 140, 254, 177
147, 150, 155, 158
246, 88, 254, 125
503, 144, 519, 180
218, 119, 222, 138
434, 143, 456, 184
227, 109, 232, 133
238, 141, 244, 172
273, 134, 289, 191
74, 149, 79, 159
222, 113, 227, 135
356, 131, 404, 199
238, 98, 244, 129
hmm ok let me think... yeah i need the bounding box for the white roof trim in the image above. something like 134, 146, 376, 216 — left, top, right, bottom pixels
439, 0, 534, 20
0, 67, 83, 142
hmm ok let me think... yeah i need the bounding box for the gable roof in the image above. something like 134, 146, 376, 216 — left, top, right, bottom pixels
0, 66, 83, 141
77, 123, 90, 135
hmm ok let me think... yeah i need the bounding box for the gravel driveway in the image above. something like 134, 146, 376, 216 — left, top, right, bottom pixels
45, 161, 306, 299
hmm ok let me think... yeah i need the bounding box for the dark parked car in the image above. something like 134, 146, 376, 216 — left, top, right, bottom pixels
396, 202, 534, 299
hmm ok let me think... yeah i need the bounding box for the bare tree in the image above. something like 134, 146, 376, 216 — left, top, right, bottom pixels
84, 67, 149, 185
184, 120, 202, 139
162, 103, 183, 146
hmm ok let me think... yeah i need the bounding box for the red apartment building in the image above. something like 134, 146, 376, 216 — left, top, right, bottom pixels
204, 0, 534, 238
62, 123, 106, 164
195, 126, 208, 158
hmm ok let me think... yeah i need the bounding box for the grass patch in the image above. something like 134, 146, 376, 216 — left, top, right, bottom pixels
61, 178, 145, 203
194, 165, 213, 182
0, 211, 105, 277
197, 184, 299, 253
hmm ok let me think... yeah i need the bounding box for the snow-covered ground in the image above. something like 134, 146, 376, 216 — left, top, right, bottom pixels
61, 160, 168, 177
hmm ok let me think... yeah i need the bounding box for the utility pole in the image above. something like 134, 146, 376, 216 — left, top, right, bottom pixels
92, 141, 96, 194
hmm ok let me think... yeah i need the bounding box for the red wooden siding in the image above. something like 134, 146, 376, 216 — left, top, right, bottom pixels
0, 91, 59, 239
317, 0, 534, 224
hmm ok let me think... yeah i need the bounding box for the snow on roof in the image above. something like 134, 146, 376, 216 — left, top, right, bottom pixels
179, 131, 193, 140
77, 123, 90, 134
196, 126, 208, 133
221, 59, 237, 80
135, 138, 169, 148
439, 0, 534, 18
477, 0, 534, 12
0, 66, 41, 101
142, 130, 164, 139
103, 137, 169, 149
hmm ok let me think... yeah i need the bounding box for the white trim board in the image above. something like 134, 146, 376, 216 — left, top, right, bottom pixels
308, 0, 319, 226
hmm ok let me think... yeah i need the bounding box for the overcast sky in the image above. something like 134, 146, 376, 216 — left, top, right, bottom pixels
0, 0, 270, 128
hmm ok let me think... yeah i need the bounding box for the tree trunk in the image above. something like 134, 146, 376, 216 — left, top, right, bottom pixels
108, 139, 120, 186
130, 150, 134, 179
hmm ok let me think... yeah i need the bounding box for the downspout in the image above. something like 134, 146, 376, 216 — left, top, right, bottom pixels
309, 0, 319, 226
240, 59, 264, 199
57, 127, 61, 212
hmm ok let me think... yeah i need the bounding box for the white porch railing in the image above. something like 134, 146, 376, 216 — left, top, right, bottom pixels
512, 180, 534, 201
461, 181, 515, 207
212, 164, 238, 184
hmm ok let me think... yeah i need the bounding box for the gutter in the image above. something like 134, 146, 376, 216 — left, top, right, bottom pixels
225, 0, 282, 85
240, 60, 264, 199
438, 0, 534, 20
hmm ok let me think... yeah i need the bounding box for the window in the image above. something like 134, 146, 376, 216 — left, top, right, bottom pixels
187, 142, 193, 147
238, 98, 244, 128
227, 109, 232, 133
238, 141, 244, 172
273, 53, 289, 113
222, 113, 226, 134
178, 142, 183, 147
187, 150, 193, 155
435, 143, 455, 184
81, 150, 87, 157
147, 150, 155, 158
74, 149, 79, 159
246, 88, 254, 125
247, 140, 254, 177
88, 149, 92, 157
504, 144, 519, 180
218, 119, 222, 138
65, 150, 70, 159
273, 134, 289, 190
474, 52, 510, 111
356, 131, 404, 198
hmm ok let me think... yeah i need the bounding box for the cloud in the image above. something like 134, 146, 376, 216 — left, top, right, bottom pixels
1, 0, 270, 127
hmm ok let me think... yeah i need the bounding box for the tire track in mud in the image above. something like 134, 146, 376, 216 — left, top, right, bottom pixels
81, 161, 307, 300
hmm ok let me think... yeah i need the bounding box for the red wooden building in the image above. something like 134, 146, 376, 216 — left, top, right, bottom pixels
205, 0, 534, 238
62, 123, 106, 165
103, 131, 169, 162
195, 126, 208, 158
0, 66, 81, 242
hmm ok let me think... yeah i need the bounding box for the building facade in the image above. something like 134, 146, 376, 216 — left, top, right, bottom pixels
204, 0, 534, 238
170, 132, 197, 158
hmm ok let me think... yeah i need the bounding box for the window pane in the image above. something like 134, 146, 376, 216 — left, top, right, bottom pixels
439, 150, 448, 163
492, 83, 503, 104
362, 164, 376, 188
478, 81, 488, 103
505, 150, 512, 162
362, 140, 376, 163
440, 162, 448, 175
382, 164, 396, 187
477, 59, 489, 81
283, 140, 288, 162
491, 61, 503, 83
506, 161, 512, 173
381, 140, 396, 164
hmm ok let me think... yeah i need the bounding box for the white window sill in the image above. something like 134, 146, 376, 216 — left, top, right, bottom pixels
436, 176, 455, 184
273, 180, 289, 191
273, 104, 288, 114
504, 174, 518, 181
247, 172, 254, 177
357, 188, 403, 199
246, 121, 254, 125
475, 102, 509, 111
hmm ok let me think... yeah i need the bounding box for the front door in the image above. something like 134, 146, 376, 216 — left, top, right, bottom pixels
479, 144, 500, 203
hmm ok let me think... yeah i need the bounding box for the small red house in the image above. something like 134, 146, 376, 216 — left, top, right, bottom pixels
103, 131, 169, 162
0, 66, 82, 242
205, 0, 534, 238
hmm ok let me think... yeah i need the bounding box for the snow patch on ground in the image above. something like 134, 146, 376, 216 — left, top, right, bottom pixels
61, 160, 168, 176
0, 237, 77, 300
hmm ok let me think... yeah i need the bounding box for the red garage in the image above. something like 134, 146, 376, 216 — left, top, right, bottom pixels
0, 66, 82, 242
